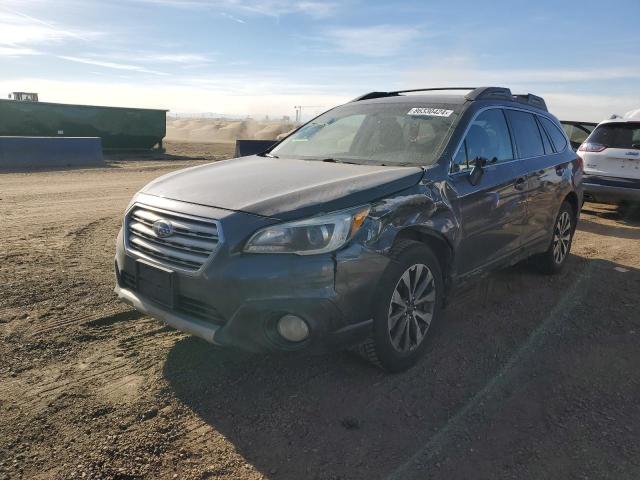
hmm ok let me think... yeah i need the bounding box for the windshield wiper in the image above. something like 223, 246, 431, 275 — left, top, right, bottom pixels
320, 158, 359, 165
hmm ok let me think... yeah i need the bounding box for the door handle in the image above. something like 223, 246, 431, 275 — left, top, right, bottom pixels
514, 177, 526, 191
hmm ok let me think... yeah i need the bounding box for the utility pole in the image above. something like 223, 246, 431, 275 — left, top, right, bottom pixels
294, 106, 323, 124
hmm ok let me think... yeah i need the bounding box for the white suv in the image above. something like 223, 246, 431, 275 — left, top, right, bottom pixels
580, 109, 640, 205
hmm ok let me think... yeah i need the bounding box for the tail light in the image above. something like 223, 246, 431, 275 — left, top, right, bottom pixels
576, 155, 584, 172
578, 142, 607, 152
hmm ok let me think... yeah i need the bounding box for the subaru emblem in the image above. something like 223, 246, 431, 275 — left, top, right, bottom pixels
153, 219, 174, 238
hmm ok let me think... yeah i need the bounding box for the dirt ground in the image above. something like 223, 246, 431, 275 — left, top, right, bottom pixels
1, 148, 639, 480
110, 141, 237, 163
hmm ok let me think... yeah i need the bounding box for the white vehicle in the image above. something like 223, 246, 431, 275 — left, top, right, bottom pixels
580, 109, 640, 205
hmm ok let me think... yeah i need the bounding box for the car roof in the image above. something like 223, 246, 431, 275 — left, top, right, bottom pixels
597, 119, 640, 126
596, 108, 640, 126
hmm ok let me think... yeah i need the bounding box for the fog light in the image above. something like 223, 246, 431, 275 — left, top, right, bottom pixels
277, 314, 310, 342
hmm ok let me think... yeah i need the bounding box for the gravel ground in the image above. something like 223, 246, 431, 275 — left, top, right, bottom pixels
1, 150, 639, 480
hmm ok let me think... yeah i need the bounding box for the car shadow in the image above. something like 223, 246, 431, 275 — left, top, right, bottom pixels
578, 217, 640, 239
581, 202, 640, 225
162, 255, 640, 479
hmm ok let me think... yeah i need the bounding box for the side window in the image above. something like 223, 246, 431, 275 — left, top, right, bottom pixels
539, 116, 568, 152
506, 110, 545, 158
452, 109, 514, 172
536, 117, 553, 154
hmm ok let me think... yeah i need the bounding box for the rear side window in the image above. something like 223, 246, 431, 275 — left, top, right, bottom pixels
539, 116, 568, 152
537, 117, 553, 154
588, 123, 640, 149
505, 110, 545, 158
452, 109, 513, 172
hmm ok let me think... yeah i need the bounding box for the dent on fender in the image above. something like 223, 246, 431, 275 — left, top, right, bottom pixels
362, 179, 458, 254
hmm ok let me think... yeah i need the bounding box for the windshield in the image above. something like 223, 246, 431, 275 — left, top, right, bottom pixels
269, 102, 461, 166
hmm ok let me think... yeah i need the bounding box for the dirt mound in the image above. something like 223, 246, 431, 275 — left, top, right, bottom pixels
166, 118, 295, 144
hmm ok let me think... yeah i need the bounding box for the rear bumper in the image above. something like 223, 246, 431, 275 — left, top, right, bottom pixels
582, 175, 640, 204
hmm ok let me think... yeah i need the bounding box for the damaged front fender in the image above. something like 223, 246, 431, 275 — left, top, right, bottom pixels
365, 179, 458, 255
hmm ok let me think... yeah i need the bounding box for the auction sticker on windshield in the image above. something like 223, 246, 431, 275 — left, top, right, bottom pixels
407, 107, 453, 117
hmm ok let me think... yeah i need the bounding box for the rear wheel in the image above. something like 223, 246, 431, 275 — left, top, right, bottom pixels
535, 201, 575, 274
357, 240, 443, 372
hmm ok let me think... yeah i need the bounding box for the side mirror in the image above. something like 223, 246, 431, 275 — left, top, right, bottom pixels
467, 156, 486, 186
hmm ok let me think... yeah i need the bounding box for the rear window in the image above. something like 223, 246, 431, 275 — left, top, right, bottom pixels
506, 110, 545, 158
539, 116, 568, 152
588, 123, 640, 149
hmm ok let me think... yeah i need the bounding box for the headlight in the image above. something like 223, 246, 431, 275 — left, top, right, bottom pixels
244, 206, 370, 255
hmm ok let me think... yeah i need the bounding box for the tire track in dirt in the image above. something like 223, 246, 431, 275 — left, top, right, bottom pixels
7, 216, 123, 337
27, 309, 142, 337
1, 317, 177, 408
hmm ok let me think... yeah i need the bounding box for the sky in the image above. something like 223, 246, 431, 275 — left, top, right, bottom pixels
0, 0, 638, 121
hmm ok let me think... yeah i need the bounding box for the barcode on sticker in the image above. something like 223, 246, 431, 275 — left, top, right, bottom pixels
407, 107, 453, 117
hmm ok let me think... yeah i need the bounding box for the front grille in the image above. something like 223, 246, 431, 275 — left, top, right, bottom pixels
126, 205, 221, 271
176, 295, 226, 325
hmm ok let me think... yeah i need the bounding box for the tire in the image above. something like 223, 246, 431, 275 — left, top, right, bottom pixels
357, 240, 443, 372
535, 201, 576, 274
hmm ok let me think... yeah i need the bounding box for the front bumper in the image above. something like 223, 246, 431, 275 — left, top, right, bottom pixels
115, 230, 387, 354
115, 282, 220, 344
583, 175, 640, 204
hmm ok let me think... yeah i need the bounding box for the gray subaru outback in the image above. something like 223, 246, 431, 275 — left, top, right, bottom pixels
115, 87, 583, 372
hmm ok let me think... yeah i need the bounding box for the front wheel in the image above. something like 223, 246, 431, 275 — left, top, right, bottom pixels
358, 240, 443, 372
535, 201, 576, 274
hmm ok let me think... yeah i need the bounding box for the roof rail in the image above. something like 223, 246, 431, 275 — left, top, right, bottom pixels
350, 91, 399, 102
513, 93, 548, 111
351, 87, 477, 102
465, 87, 513, 101
351, 86, 548, 111
393, 87, 477, 95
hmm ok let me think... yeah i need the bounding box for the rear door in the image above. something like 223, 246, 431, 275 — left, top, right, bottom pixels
506, 111, 570, 247
582, 122, 640, 180
449, 108, 527, 277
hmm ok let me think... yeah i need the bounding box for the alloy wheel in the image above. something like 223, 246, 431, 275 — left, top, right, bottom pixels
388, 263, 436, 353
553, 211, 572, 264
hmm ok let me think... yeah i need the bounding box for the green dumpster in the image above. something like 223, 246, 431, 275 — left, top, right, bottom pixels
0, 99, 167, 151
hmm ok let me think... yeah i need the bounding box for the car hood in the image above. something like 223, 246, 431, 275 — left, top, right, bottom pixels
141, 156, 424, 219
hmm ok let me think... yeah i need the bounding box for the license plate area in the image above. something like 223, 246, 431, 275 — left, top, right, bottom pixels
136, 261, 175, 308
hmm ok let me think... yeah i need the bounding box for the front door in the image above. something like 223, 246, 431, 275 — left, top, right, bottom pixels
449, 108, 527, 278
